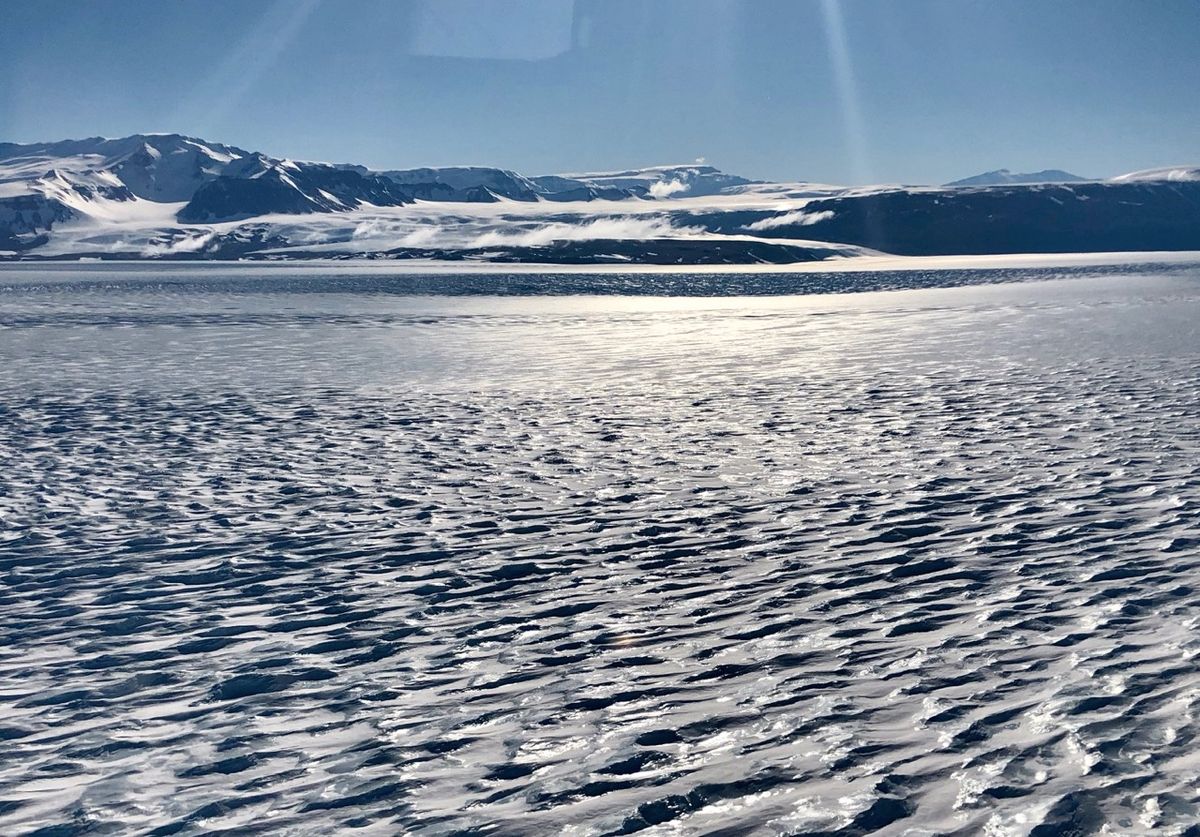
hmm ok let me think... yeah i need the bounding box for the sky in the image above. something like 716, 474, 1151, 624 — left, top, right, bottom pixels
1, 0, 1197, 185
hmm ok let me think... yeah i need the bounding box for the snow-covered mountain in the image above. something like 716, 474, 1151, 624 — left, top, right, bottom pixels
0, 136, 790, 259
0, 134, 249, 202
0, 134, 419, 247
3, 134, 1199, 262
945, 168, 1087, 187
178, 162, 412, 222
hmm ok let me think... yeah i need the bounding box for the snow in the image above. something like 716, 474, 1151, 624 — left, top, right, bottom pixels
0, 182, 35, 199
316, 189, 349, 208
4, 262, 1197, 832
1110, 166, 1200, 183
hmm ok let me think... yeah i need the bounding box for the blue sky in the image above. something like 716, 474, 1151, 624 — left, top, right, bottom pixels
2, 0, 1197, 184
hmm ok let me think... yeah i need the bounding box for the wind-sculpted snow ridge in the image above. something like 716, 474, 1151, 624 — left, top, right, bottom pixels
2, 267, 1200, 834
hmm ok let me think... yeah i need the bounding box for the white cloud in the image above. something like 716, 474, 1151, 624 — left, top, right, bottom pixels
351, 219, 443, 247
351, 219, 401, 240
398, 226, 441, 247
648, 178, 688, 199
335, 212, 704, 252
139, 231, 216, 257
470, 216, 699, 247
745, 209, 835, 231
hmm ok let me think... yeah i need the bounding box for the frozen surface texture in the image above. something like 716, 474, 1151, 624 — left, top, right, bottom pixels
1, 264, 1199, 835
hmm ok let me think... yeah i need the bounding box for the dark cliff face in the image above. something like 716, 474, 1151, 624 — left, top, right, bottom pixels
459, 186, 507, 203
374, 167, 542, 202
375, 237, 848, 265
691, 181, 1200, 255
400, 182, 465, 202
0, 195, 76, 250
177, 164, 412, 222
377, 169, 649, 203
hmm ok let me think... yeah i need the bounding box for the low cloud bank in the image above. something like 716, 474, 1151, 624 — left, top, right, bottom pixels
745, 209, 834, 231
471, 216, 699, 247
649, 179, 688, 199
352, 215, 702, 250
351, 220, 445, 247
139, 231, 216, 257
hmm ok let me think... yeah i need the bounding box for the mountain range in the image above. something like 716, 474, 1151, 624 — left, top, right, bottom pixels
943, 169, 1087, 187
2, 134, 1198, 263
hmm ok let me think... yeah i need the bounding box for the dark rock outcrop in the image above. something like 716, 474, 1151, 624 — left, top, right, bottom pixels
0, 195, 75, 251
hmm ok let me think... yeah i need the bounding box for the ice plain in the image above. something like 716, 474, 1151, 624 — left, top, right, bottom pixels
1, 260, 1200, 835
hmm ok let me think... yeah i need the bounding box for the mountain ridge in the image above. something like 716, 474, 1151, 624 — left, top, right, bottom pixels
944, 168, 1087, 187
3, 134, 1199, 262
